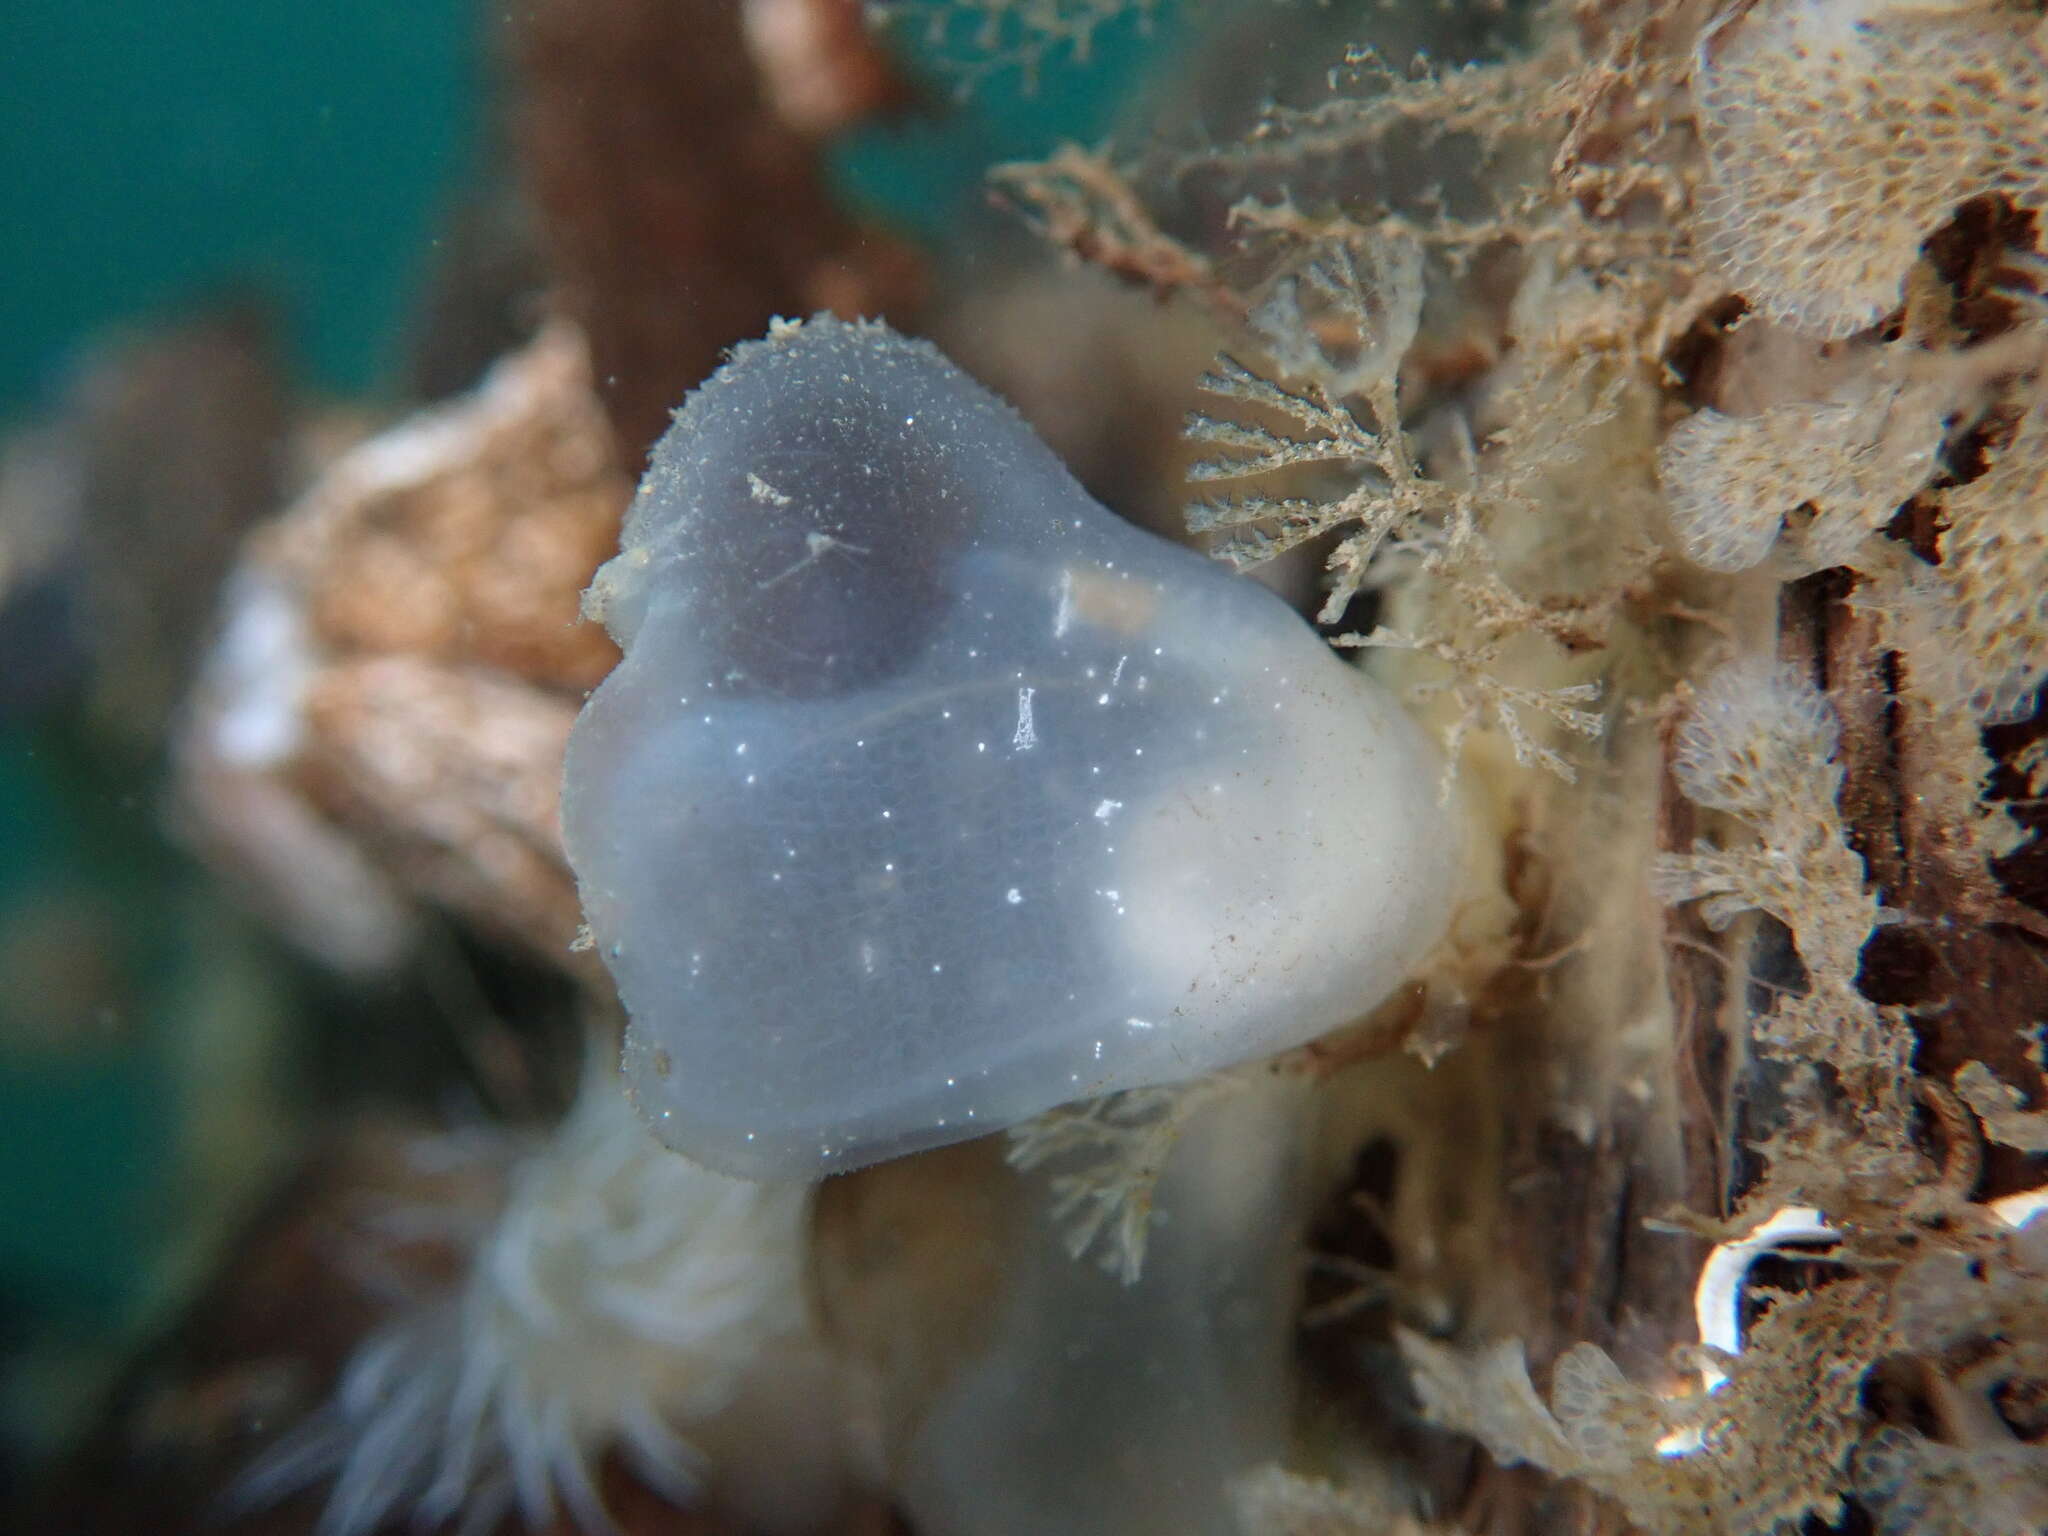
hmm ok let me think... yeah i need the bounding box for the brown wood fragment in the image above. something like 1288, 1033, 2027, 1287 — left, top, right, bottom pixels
504, 0, 925, 457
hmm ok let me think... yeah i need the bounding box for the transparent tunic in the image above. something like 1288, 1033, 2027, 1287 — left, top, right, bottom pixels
562, 316, 1453, 1178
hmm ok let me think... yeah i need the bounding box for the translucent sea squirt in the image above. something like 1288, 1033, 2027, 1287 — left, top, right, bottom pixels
561, 316, 1453, 1178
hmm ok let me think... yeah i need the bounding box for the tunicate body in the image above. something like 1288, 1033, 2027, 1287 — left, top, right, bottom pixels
562, 316, 1452, 1178
899, 1074, 1315, 1536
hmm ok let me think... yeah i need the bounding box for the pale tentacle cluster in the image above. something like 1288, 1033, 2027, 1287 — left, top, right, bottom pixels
234, 1078, 811, 1535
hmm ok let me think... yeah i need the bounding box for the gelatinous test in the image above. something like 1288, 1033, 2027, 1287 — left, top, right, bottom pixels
562, 316, 1452, 1178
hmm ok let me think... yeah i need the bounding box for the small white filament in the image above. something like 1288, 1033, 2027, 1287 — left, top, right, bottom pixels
1012, 686, 1038, 751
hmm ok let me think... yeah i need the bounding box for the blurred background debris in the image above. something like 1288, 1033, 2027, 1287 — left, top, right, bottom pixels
1, 0, 1218, 1528
176, 322, 623, 974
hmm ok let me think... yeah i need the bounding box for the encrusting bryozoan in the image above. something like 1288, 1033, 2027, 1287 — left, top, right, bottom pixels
1657, 379, 1947, 574
561, 314, 1455, 1179
1653, 656, 1872, 963
1666, 656, 1840, 825
231, 1066, 817, 1536
1694, 0, 2048, 339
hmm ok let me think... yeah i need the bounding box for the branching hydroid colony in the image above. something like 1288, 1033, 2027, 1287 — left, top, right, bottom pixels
994, 0, 2048, 1530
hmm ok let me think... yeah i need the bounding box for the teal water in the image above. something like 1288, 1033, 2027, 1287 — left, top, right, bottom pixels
835, 8, 1185, 243
1, 1, 1178, 419
1, 0, 479, 418
1, 2, 479, 1456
